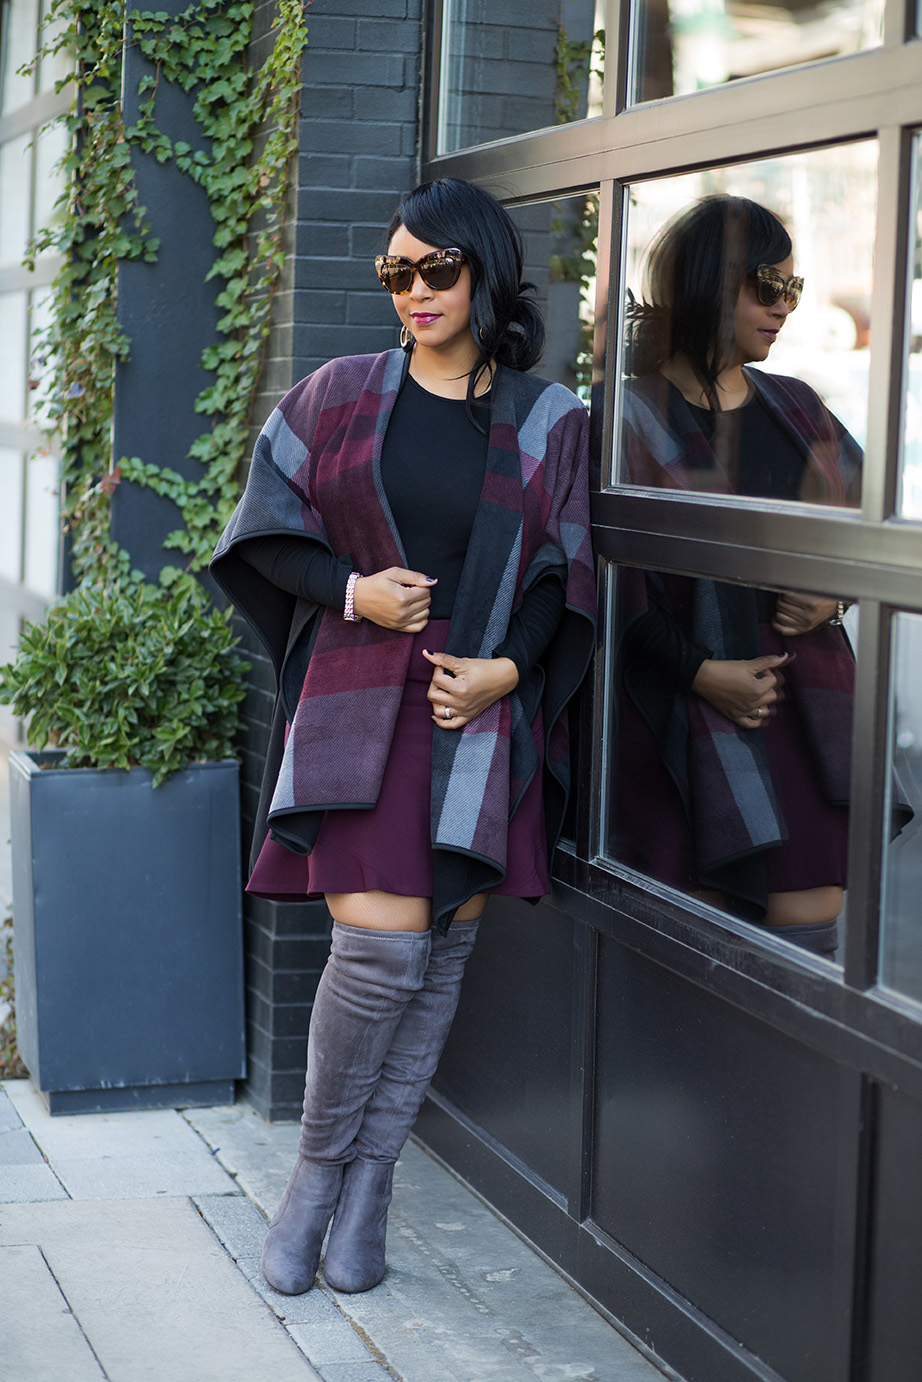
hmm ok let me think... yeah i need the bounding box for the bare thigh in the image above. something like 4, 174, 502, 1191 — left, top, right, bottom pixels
326, 890, 489, 933
763, 886, 843, 927
693, 886, 844, 928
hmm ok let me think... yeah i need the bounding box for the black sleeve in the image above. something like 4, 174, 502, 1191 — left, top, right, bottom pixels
238, 535, 351, 612
494, 574, 567, 678
628, 605, 709, 691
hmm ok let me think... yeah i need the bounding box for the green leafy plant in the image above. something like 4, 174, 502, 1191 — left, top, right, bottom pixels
26, 0, 308, 581
0, 580, 250, 785
0, 913, 27, 1080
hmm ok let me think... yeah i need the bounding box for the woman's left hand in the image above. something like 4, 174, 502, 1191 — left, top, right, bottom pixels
772, 591, 840, 637
423, 650, 519, 729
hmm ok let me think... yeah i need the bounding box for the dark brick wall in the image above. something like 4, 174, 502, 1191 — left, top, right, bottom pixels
238, 0, 423, 1122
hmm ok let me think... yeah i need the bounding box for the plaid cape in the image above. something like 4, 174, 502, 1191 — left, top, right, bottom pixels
212, 349, 596, 930
618, 369, 861, 912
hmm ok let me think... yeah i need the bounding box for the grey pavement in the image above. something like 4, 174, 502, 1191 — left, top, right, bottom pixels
0, 1080, 673, 1382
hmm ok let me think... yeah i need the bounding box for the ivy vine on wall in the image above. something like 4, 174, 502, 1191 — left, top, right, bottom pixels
26, 0, 308, 584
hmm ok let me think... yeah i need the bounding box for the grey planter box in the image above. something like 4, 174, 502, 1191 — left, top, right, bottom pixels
10, 751, 246, 1114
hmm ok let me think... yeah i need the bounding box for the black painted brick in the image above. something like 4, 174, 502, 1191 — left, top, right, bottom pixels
303, 189, 401, 223
299, 153, 353, 188
299, 117, 405, 157
302, 15, 356, 47
298, 288, 348, 323
358, 18, 421, 52
314, 0, 408, 16
291, 219, 349, 256
352, 86, 418, 124
249, 989, 311, 1041
307, 51, 405, 88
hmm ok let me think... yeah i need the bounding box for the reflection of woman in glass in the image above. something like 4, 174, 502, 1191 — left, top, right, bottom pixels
615, 195, 862, 955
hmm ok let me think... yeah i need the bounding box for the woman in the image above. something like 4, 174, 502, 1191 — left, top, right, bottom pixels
211, 178, 596, 1296
615, 195, 863, 955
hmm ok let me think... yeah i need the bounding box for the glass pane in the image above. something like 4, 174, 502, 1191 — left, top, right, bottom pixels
0, 0, 39, 114
881, 613, 922, 1002
508, 192, 599, 401
615, 143, 875, 505
901, 137, 922, 518
36, 0, 73, 93
27, 285, 53, 418
0, 132, 32, 267
437, 0, 604, 155
606, 566, 855, 962
0, 291, 27, 419
631, 0, 883, 105
33, 116, 67, 234
23, 449, 59, 595
0, 447, 24, 582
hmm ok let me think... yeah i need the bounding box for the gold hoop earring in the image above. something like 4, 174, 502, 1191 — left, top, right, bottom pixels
400, 324, 413, 349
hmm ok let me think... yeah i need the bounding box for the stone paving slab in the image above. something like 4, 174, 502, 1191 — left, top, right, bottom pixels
0, 1197, 322, 1382
0, 1162, 69, 1203
5, 1079, 238, 1199
188, 1100, 300, 1209
0, 1085, 22, 1132
0, 1243, 106, 1382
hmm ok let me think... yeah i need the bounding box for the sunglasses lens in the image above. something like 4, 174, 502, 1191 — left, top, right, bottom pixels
755, 267, 802, 310
376, 259, 413, 293
419, 254, 462, 290
757, 272, 783, 306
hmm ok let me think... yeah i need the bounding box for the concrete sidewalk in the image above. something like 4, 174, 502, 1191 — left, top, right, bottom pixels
0, 1078, 673, 1382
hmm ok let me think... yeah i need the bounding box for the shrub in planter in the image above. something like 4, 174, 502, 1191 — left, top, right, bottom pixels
0, 578, 253, 1113
0, 577, 250, 781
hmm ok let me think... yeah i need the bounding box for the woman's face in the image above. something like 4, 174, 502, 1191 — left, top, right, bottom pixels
386, 225, 475, 357
731, 255, 795, 368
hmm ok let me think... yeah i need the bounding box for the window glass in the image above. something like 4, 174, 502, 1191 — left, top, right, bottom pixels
23, 449, 58, 596
33, 117, 67, 233
881, 613, 922, 1003
508, 192, 599, 402
0, 448, 24, 582
614, 143, 875, 505
0, 133, 33, 267
0, 0, 39, 114
36, 0, 73, 93
901, 137, 922, 518
0, 292, 27, 419
437, 0, 604, 155
606, 566, 855, 962
631, 0, 883, 106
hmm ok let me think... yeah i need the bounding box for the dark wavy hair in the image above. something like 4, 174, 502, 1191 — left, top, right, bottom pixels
385, 178, 545, 385
626, 194, 792, 409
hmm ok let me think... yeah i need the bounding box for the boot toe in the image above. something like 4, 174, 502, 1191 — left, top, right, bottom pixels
261, 1230, 320, 1295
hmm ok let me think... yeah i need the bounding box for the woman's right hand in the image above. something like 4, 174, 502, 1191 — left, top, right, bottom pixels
352, 568, 437, 632
690, 653, 791, 729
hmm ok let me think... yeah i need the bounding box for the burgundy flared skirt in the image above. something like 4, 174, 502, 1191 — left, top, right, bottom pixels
613, 624, 849, 896
248, 620, 549, 902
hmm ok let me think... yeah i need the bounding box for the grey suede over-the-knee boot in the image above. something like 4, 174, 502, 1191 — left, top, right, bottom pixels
322, 918, 479, 1293
261, 921, 431, 1295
